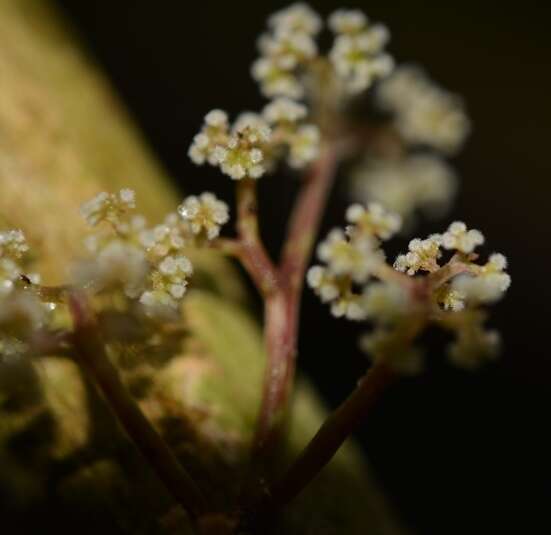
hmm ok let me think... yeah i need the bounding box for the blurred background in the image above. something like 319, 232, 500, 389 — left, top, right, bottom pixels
54, 1, 551, 533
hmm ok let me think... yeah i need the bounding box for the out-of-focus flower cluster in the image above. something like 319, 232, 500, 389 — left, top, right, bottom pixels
352, 66, 470, 228
188, 100, 321, 180
251, 4, 393, 99
308, 204, 510, 372
0, 229, 46, 357
77, 189, 229, 313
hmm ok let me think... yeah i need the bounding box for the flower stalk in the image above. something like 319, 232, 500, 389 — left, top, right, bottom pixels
68, 291, 209, 523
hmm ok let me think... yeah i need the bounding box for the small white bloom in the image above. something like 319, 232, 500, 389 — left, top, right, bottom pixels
377, 66, 470, 154
178, 192, 229, 240
307, 265, 340, 303
328, 9, 368, 34
288, 124, 320, 168
394, 234, 442, 275
317, 228, 384, 283
362, 282, 409, 323
441, 221, 484, 254
451, 253, 510, 304
74, 240, 148, 298
268, 3, 322, 36
0, 229, 29, 259
263, 98, 307, 124
80, 189, 136, 227
346, 202, 402, 240
352, 155, 457, 221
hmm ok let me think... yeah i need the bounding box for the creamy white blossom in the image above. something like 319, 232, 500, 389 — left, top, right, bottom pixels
80, 189, 136, 227
441, 221, 484, 254
74, 240, 148, 298
268, 3, 322, 36
188, 109, 230, 166
0, 229, 29, 259
452, 253, 511, 304
263, 98, 307, 124
288, 124, 320, 168
317, 228, 383, 283
394, 235, 443, 275
178, 193, 229, 240
352, 155, 457, 222
346, 202, 402, 241
377, 66, 470, 154
329, 11, 394, 94
362, 282, 409, 323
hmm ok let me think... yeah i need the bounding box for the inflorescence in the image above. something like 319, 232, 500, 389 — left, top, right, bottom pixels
308, 204, 510, 372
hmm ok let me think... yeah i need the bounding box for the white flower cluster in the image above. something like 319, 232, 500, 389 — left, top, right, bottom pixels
188, 101, 320, 179
328, 9, 394, 94
310, 205, 510, 372
308, 203, 397, 320
452, 253, 511, 305
252, 3, 322, 99
394, 221, 485, 275
178, 192, 230, 240
0, 229, 29, 259
77, 189, 229, 313
80, 188, 136, 227
377, 66, 471, 154
352, 155, 457, 223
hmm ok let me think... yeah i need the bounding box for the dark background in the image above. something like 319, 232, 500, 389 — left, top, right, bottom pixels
56, 1, 551, 533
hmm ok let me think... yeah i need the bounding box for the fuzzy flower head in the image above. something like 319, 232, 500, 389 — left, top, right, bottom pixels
0, 229, 29, 260
178, 192, 229, 240
346, 202, 402, 241
317, 228, 383, 284
188, 109, 230, 166
253, 4, 321, 99
352, 155, 457, 223
262, 97, 307, 124
394, 235, 443, 275
0, 291, 45, 343
441, 221, 484, 254
452, 253, 511, 304
80, 189, 136, 228
377, 66, 470, 154
329, 15, 394, 94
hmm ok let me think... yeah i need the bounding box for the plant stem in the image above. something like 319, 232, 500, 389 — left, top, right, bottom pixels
68, 291, 209, 522
235, 180, 280, 296
251, 143, 340, 458
268, 362, 395, 509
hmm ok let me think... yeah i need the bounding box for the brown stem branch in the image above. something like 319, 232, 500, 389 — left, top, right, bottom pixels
251, 143, 340, 460
68, 291, 209, 522
268, 363, 396, 509
235, 180, 280, 296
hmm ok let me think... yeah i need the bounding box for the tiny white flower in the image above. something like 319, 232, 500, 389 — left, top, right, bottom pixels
441, 221, 484, 254
328, 9, 368, 34
317, 228, 384, 283
178, 192, 229, 240
80, 189, 136, 227
268, 3, 322, 36
288, 124, 320, 168
0, 229, 29, 259
377, 66, 470, 154
394, 234, 442, 275
263, 98, 307, 124
346, 202, 402, 240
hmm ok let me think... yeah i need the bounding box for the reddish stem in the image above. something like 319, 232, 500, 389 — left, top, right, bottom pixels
68, 292, 209, 522
268, 363, 395, 508
251, 144, 340, 458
